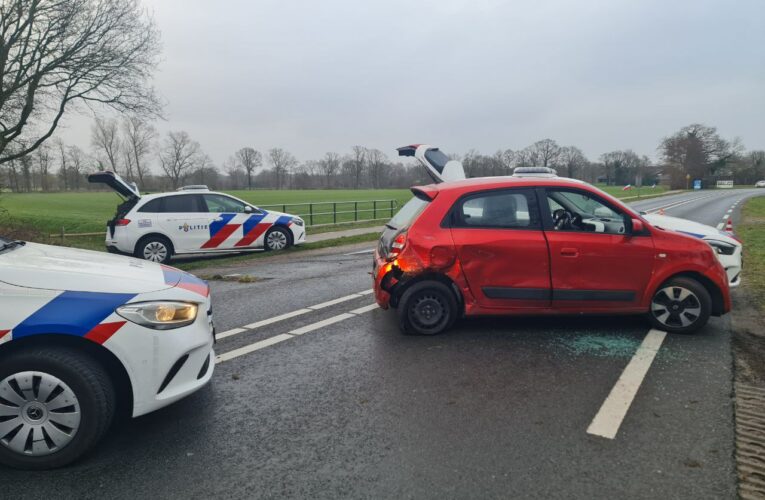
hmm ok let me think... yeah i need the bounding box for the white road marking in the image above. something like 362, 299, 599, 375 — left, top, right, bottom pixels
216, 333, 293, 363
727, 209, 733, 213
242, 308, 312, 330
349, 303, 379, 315
289, 313, 356, 335
308, 294, 362, 310
587, 329, 667, 439
216, 327, 247, 340
723, 214, 730, 220
344, 248, 375, 256
219, 291, 372, 341
717, 223, 725, 230
644, 193, 717, 214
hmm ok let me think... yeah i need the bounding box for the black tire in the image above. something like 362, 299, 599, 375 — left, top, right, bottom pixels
135, 235, 173, 264
0, 348, 116, 470
263, 226, 291, 251
648, 277, 712, 334
397, 281, 458, 335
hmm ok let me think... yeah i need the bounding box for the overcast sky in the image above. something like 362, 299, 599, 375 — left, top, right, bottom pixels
57, 0, 765, 166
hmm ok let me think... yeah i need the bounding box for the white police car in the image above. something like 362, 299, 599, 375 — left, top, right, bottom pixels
89, 172, 306, 263
0, 236, 214, 469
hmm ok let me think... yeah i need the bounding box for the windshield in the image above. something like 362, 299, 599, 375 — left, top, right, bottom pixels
387, 196, 429, 230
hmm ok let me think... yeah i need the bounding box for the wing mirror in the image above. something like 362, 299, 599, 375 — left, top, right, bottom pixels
630, 218, 644, 235
244, 205, 253, 213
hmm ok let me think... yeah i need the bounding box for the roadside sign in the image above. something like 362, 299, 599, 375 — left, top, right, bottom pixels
717, 180, 734, 189
693, 179, 702, 190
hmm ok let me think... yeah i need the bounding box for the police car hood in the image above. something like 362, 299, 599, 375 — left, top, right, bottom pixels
0, 242, 186, 294
643, 213, 739, 244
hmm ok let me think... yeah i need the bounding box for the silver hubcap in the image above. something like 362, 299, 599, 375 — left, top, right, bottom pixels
0, 372, 81, 456
266, 230, 287, 250
651, 286, 702, 328
143, 241, 168, 262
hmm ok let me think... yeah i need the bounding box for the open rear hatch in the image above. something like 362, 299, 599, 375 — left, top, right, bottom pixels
88, 171, 141, 238
397, 144, 466, 184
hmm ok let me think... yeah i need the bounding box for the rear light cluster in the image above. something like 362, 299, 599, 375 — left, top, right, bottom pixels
387, 232, 407, 261
115, 219, 131, 226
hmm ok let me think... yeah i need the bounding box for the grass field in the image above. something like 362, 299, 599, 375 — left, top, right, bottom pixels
738, 196, 765, 309
0, 184, 670, 240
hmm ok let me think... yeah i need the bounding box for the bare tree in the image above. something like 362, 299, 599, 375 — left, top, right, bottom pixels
122, 116, 156, 188
366, 149, 387, 188
159, 131, 201, 189
0, 0, 162, 164
348, 145, 367, 189
559, 146, 588, 178
318, 152, 340, 188
36, 144, 51, 190
267, 148, 297, 189
54, 138, 68, 190
235, 147, 262, 189
91, 117, 121, 175
67, 145, 85, 190
529, 139, 561, 168
660, 124, 741, 189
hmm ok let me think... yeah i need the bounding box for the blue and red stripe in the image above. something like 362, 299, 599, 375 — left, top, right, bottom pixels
201, 213, 239, 249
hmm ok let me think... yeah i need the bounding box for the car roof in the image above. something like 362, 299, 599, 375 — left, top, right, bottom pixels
421, 175, 591, 193
138, 190, 229, 202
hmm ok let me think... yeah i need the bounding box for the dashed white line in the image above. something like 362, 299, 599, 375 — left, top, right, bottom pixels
241, 308, 312, 331
349, 303, 379, 314
308, 294, 362, 310
358, 289, 374, 295
723, 214, 730, 220
727, 209, 733, 214
216, 327, 247, 340
216, 333, 293, 363
717, 223, 725, 230
289, 313, 356, 335
587, 329, 667, 439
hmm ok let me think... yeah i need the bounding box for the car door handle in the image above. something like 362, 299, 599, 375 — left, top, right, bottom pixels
560, 247, 579, 257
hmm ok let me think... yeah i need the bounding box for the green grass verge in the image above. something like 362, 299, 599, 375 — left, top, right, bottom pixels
738, 196, 765, 310
175, 232, 380, 272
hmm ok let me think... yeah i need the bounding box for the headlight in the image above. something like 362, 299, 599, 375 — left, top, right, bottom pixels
706, 240, 737, 256
116, 301, 198, 330
292, 217, 304, 227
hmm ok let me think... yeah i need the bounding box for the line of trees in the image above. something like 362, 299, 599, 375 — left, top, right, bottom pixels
2, 119, 764, 193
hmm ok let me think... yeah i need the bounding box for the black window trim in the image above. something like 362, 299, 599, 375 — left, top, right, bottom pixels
537, 186, 648, 237
158, 193, 206, 213
442, 187, 542, 231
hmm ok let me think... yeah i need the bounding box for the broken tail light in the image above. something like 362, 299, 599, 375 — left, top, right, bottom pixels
388, 232, 407, 261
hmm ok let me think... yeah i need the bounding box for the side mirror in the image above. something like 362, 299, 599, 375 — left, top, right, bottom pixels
630, 218, 644, 234
244, 205, 253, 213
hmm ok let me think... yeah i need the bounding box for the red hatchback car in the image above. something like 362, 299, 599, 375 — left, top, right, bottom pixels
373, 157, 730, 336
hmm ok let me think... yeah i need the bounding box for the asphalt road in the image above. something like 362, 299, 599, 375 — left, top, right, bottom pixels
1, 188, 763, 499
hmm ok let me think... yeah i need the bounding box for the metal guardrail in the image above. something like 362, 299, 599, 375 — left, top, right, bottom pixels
258, 199, 398, 227
50, 199, 399, 240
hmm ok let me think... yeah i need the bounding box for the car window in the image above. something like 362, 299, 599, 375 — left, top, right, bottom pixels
454, 190, 538, 229
203, 194, 248, 213
546, 189, 625, 234
161, 194, 204, 213
137, 198, 163, 213
387, 196, 428, 230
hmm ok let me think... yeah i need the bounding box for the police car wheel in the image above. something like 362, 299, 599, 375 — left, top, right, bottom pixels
264, 227, 290, 251
648, 277, 711, 334
0, 348, 115, 470
397, 281, 457, 335
136, 236, 173, 264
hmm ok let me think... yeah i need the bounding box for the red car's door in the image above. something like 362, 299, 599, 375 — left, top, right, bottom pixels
542, 187, 655, 311
448, 188, 551, 309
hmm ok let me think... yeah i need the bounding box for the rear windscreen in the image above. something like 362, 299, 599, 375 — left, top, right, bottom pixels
424, 149, 449, 174
388, 197, 429, 230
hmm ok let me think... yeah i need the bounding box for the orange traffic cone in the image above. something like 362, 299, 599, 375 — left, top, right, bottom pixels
725, 219, 733, 232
